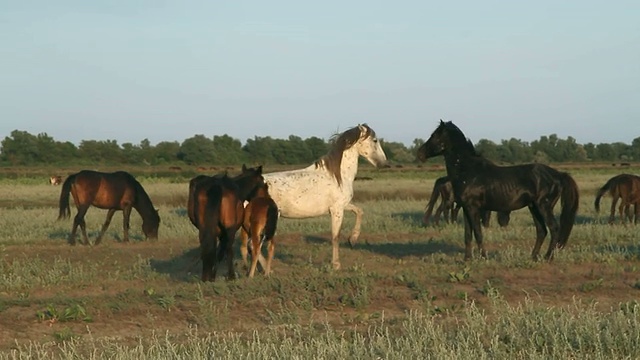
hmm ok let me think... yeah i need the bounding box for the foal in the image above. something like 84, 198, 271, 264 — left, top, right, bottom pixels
240, 183, 279, 278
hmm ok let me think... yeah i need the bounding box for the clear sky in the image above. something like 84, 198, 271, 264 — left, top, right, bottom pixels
1, 1, 638, 146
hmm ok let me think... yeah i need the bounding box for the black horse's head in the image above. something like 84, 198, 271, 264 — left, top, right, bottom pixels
416, 120, 451, 162
416, 120, 473, 162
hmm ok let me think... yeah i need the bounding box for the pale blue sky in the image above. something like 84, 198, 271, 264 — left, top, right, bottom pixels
1, 1, 638, 146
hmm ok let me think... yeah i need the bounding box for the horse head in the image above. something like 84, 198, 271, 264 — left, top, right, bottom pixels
142, 208, 160, 240
237, 164, 266, 200
353, 124, 388, 168
417, 120, 472, 162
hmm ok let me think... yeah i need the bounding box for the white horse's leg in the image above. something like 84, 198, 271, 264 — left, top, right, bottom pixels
329, 206, 345, 270
344, 203, 363, 247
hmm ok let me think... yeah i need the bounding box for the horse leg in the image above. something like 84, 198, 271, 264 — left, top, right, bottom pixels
329, 206, 345, 270
609, 196, 618, 224
95, 209, 116, 245
344, 203, 363, 248
538, 201, 560, 261
248, 232, 262, 278
481, 210, 491, 228
468, 208, 486, 258
452, 203, 461, 223
122, 206, 132, 242
240, 227, 250, 269
528, 205, 548, 261
223, 226, 239, 280
199, 229, 215, 282
71, 206, 90, 246
265, 237, 275, 277
461, 208, 474, 260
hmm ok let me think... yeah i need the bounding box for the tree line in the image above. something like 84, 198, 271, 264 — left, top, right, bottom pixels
1, 129, 639, 167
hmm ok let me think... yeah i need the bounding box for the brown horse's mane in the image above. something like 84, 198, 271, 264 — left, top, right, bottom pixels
315, 124, 374, 186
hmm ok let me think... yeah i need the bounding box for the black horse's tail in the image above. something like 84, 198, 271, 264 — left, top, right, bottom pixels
557, 173, 580, 249
263, 202, 279, 241
57, 174, 75, 220
594, 178, 615, 213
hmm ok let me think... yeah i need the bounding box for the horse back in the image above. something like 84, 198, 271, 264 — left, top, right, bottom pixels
69, 170, 131, 210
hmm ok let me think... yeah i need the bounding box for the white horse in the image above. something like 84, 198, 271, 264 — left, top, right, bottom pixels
240, 124, 388, 271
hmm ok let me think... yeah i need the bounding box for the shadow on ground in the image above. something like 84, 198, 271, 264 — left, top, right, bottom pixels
303, 235, 461, 258
150, 242, 295, 282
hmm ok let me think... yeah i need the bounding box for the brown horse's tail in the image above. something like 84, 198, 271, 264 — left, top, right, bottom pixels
57, 174, 75, 220
594, 178, 615, 212
557, 173, 580, 249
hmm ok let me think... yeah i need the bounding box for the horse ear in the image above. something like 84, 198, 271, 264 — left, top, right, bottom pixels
257, 165, 263, 174
439, 119, 444, 125
242, 164, 247, 171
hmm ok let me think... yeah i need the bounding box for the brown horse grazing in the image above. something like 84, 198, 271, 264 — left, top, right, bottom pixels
594, 174, 640, 224
190, 165, 265, 282
240, 183, 279, 278
423, 176, 511, 228
58, 170, 160, 245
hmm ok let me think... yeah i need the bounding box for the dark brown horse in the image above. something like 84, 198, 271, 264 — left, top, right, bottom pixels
240, 183, 279, 278
423, 176, 459, 225
58, 170, 160, 245
417, 121, 579, 261
423, 176, 511, 228
190, 165, 265, 282
595, 174, 640, 224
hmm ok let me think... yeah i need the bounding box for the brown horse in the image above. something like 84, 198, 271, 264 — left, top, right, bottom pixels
240, 183, 279, 278
423, 176, 511, 228
190, 165, 265, 282
595, 174, 640, 224
58, 170, 160, 245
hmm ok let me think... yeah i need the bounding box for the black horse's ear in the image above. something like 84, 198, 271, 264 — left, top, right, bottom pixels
257, 165, 263, 174
242, 164, 247, 171
439, 119, 444, 125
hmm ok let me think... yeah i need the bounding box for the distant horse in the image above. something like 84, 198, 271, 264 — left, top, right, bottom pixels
58, 170, 160, 245
594, 174, 640, 224
50, 175, 62, 185
416, 120, 579, 261
423, 176, 511, 228
263, 124, 388, 270
240, 182, 279, 278
190, 165, 264, 282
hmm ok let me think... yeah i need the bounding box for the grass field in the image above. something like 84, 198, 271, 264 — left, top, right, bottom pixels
1, 164, 640, 359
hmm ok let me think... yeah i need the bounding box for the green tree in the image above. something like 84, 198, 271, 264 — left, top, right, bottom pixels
178, 135, 216, 165
212, 134, 246, 165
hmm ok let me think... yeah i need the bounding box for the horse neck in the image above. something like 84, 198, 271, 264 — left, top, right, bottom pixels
339, 146, 360, 184
133, 186, 155, 220
441, 147, 479, 181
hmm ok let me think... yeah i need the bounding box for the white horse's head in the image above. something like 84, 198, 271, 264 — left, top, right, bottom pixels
353, 124, 388, 168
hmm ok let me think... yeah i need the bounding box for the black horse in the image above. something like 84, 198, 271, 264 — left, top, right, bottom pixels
416, 120, 579, 261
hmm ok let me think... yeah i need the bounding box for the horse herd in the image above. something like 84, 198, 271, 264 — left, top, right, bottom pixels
51, 121, 638, 282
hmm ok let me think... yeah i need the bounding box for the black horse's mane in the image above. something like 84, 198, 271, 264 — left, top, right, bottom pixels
441, 121, 478, 156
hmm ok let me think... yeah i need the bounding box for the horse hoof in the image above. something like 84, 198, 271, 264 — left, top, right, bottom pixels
348, 235, 358, 248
